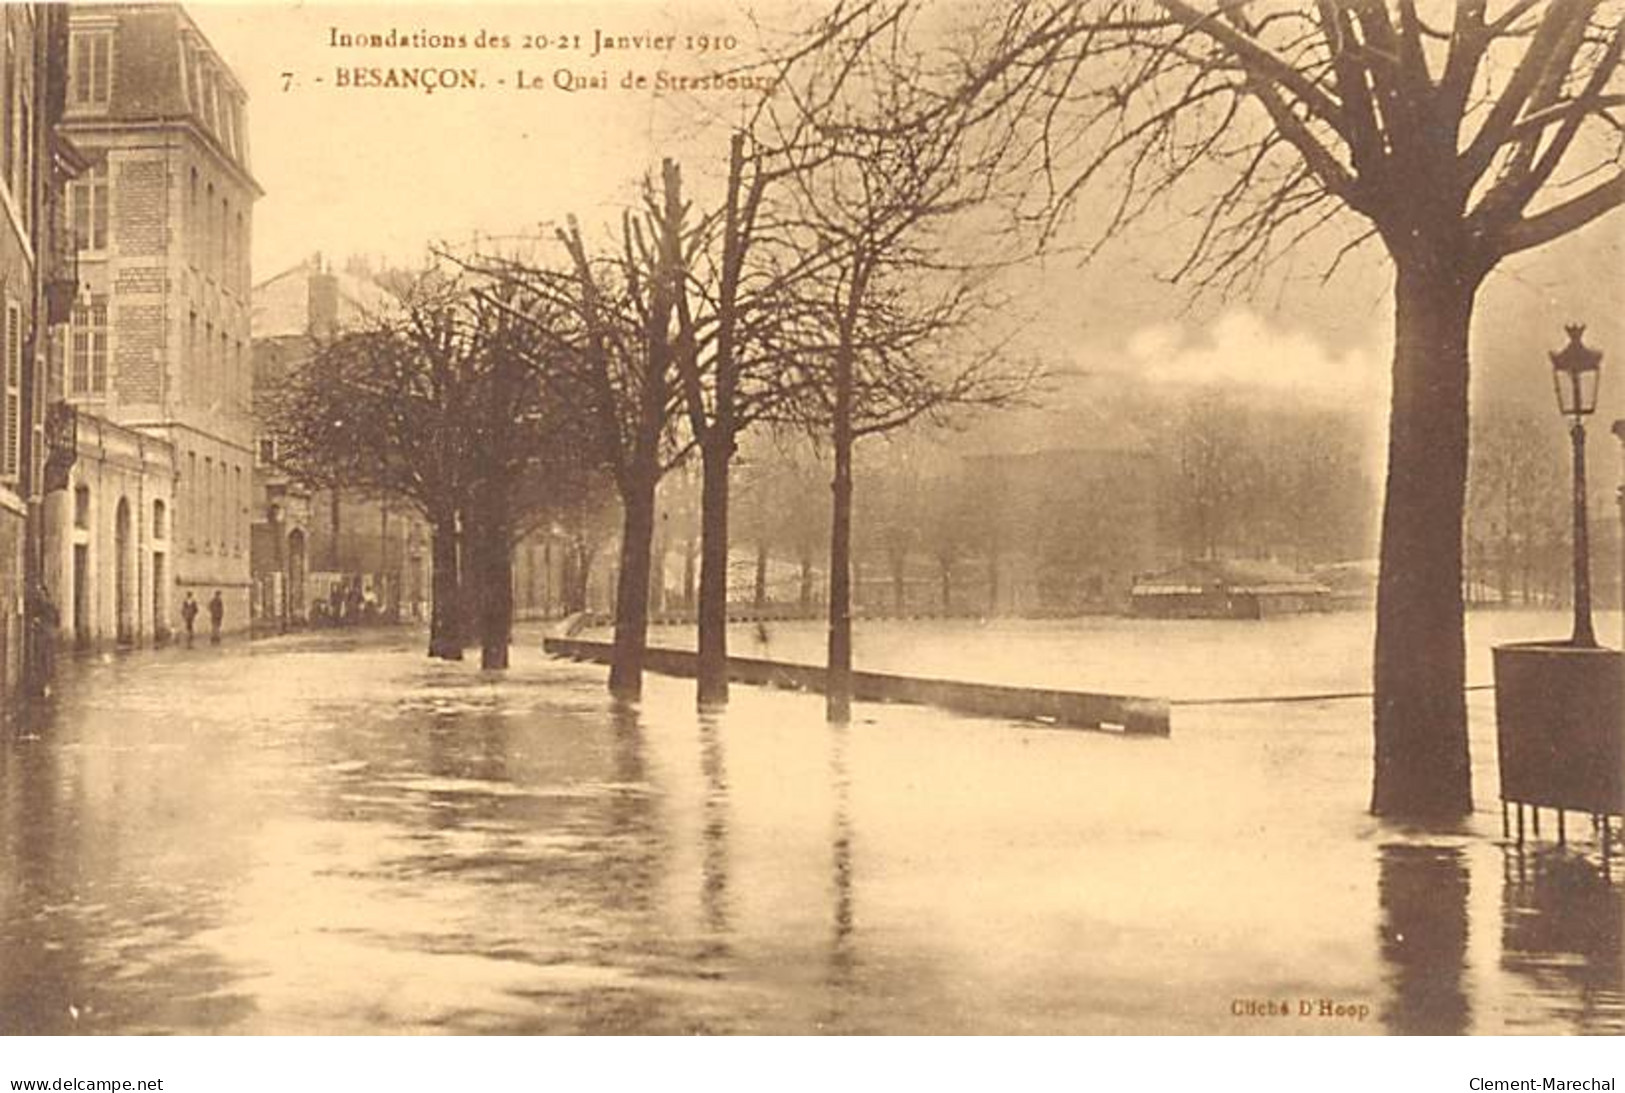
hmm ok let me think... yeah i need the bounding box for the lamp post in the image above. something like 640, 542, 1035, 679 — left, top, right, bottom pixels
1549, 324, 1603, 648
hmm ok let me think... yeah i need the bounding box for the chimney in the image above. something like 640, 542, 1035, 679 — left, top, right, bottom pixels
308, 271, 339, 339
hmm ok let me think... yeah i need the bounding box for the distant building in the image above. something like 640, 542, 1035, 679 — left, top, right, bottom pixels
1131, 559, 1331, 619
42, 4, 259, 648
957, 403, 1167, 615
251, 256, 429, 626
1, 6, 81, 709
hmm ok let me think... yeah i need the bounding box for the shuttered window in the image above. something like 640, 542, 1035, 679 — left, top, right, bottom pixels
2, 300, 21, 480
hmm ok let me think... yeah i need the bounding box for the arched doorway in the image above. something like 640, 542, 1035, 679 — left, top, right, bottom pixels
73, 484, 91, 648
286, 528, 307, 624
114, 497, 133, 645
152, 500, 169, 640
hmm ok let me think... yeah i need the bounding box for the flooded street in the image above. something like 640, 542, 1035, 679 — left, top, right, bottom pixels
1, 617, 1620, 1034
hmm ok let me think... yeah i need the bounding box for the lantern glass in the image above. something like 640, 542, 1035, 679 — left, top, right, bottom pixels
1550, 325, 1603, 418
1553, 364, 1600, 417
1578, 365, 1600, 416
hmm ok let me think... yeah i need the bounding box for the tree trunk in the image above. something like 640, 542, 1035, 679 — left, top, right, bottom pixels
753, 541, 769, 608
799, 549, 814, 612
564, 539, 591, 614
828, 403, 854, 724
468, 496, 513, 671
610, 473, 658, 700
890, 551, 906, 616
696, 440, 731, 706
682, 537, 697, 610
428, 512, 463, 660
987, 549, 1001, 616
329, 488, 342, 570
1371, 257, 1482, 819
648, 525, 667, 616
939, 559, 953, 615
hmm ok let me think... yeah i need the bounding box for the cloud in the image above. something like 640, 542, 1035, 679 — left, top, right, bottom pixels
1121, 308, 1387, 408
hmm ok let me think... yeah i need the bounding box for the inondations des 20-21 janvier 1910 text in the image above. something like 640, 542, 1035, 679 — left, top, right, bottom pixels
276, 22, 780, 96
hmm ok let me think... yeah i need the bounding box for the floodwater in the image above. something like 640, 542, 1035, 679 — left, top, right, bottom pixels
0, 614, 1620, 1034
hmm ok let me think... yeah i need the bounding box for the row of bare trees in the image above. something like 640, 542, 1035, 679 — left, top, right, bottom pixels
271, 2, 1033, 721
272, 0, 1623, 820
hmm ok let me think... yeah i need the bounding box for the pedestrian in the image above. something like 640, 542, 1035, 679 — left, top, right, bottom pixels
26, 580, 59, 695
208, 590, 224, 644
181, 591, 199, 646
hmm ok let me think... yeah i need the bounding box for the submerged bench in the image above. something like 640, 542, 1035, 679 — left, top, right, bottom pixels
542, 637, 1171, 736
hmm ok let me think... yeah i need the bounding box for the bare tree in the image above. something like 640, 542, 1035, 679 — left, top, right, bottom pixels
267, 272, 474, 661
950, 0, 1624, 817
668, 1, 914, 706
465, 170, 697, 698
558, 188, 693, 700
1468, 401, 1570, 605
268, 270, 582, 668
773, 10, 1036, 720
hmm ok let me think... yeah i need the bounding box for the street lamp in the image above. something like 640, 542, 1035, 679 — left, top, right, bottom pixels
1549, 324, 1602, 648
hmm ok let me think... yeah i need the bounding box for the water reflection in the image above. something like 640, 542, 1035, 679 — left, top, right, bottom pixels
5, 630, 1624, 1034
0, 678, 253, 1033
696, 711, 731, 964
828, 725, 855, 979
1377, 844, 1471, 1034
1501, 848, 1624, 1034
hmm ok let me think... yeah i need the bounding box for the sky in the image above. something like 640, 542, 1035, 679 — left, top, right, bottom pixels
189, 0, 1625, 430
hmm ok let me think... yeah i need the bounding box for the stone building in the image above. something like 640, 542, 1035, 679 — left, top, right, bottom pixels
0, 5, 80, 710
252, 257, 428, 627
44, 4, 259, 648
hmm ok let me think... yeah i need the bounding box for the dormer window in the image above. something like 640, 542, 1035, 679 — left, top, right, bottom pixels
70, 30, 112, 108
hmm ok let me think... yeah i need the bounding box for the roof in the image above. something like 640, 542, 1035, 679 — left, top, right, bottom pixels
1132, 559, 1330, 596
251, 258, 398, 340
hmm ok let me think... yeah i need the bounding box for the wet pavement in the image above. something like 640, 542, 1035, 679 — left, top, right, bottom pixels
0, 619, 1620, 1034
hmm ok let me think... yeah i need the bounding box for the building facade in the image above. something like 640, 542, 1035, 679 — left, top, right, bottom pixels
46, 4, 259, 648
1, 5, 79, 712
252, 257, 429, 628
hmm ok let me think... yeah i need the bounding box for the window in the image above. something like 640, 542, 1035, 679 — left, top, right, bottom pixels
219, 93, 233, 154
74, 485, 90, 529
2, 299, 20, 480
3, 21, 33, 228
203, 456, 213, 550
204, 70, 218, 132
153, 499, 166, 540
187, 51, 201, 115
70, 295, 108, 396
70, 31, 112, 109
4, 25, 16, 188
220, 331, 229, 410
234, 465, 243, 553
188, 167, 198, 268
186, 309, 196, 399
205, 182, 215, 277
17, 83, 31, 232
70, 160, 108, 250
258, 437, 276, 466
186, 451, 197, 550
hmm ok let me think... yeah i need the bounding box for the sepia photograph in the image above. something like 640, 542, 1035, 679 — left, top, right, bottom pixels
0, 0, 1621, 1056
